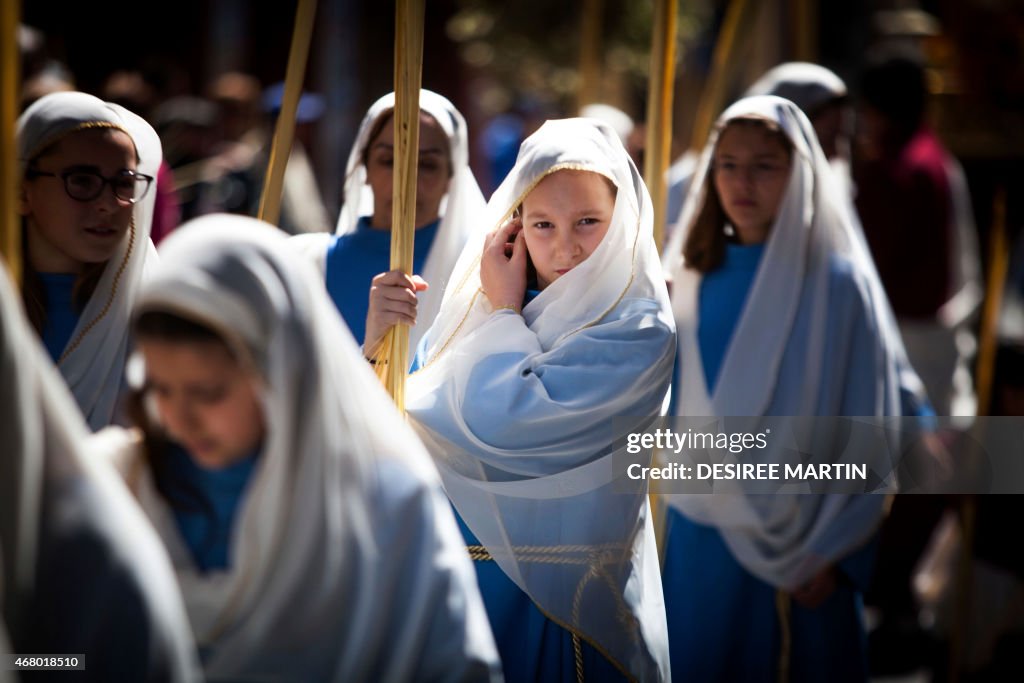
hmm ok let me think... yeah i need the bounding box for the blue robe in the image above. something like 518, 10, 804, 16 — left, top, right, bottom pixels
662, 510, 874, 682
324, 216, 439, 345
414, 289, 632, 681
455, 513, 627, 682
39, 273, 80, 362
153, 442, 259, 573
664, 244, 889, 682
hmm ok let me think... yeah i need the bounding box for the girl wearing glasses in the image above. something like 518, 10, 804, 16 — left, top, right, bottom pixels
659, 96, 911, 681
17, 91, 159, 430
292, 90, 485, 352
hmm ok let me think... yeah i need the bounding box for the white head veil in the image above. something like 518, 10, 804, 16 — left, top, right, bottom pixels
744, 62, 860, 219
742, 71, 933, 406
293, 89, 485, 351
408, 118, 676, 681
0, 263, 196, 679
17, 91, 160, 431
662, 96, 904, 589
745, 62, 848, 115
124, 215, 496, 681
665, 64, 854, 256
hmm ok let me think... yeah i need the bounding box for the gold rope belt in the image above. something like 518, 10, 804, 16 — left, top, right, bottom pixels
465, 542, 625, 564
465, 542, 640, 682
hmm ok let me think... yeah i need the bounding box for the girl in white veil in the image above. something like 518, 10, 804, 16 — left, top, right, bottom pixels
371, 118, 675, 681
17, 91, 160, 431
659, 96, 907, 681
291, 89, 485, 352
0, 260, 198, 681
745, 62, 856, 205
106, 214, 499, 682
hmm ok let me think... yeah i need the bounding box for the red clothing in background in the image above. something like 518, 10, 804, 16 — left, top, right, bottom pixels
855, 128, 952, 319
150, 161, 182, 246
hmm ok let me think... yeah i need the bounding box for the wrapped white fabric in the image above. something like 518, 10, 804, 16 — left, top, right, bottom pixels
17, 92, 160, 431
408, 118, 676, 681
292, 89, 484, 351
0, 262, 198, 681
117, 215, 499, 682
662, 96, 904, 589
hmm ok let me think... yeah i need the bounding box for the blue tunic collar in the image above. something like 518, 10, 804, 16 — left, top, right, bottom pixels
156, 442, 260, 572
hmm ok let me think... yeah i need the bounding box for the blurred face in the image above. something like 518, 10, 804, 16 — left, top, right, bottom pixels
365, 111, 451, 229
855, 105, 889, 161
521, 170, 616, 290
712, 123, 792, 245
810, 102, 844, 159
140, 339, 265, 470
20, 128, 137, 274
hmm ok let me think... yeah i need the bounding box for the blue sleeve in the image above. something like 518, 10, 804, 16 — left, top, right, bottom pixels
900, 382, 938, 432
409, 333, 430, 373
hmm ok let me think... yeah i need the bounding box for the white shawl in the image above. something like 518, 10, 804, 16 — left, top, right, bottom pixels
120, 215, 499, 682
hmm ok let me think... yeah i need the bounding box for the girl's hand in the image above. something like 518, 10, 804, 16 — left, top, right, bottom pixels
364, 269, 428, 355
480, 217, 527, 313
790, 565, 838, 609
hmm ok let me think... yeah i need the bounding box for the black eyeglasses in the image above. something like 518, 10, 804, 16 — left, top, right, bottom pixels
25, 168, 154, 205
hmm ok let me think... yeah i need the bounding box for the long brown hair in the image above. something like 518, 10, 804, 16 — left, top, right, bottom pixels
682, 117, 792, 273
